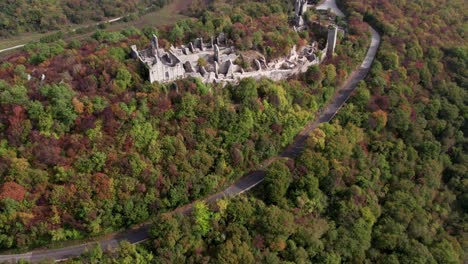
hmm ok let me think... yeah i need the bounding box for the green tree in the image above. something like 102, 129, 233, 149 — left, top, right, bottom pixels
323, 64, 337, 86
0, 83, 29, 106
82, 244, 103, 264
169, 25, 184, 43
192, 201, 211, 237
39, 83, 77, 132
258, 205, 295, 249
115, 241, 154, 264
305, 65, 324, 86
115, 68, 132, 91
230, 78, 258, 104
264, 160, 292, 204
431, 239, 461, 264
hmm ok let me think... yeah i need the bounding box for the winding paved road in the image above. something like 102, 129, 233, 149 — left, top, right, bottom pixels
0, 0, 380, 262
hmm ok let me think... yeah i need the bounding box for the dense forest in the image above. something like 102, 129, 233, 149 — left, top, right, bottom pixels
65, 0, 466, 262
0, 0, 170, 37
0, 0, 370, 251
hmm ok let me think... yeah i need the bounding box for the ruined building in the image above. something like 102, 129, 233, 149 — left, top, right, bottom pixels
294, 0, 308, 27
327, 25, 338, 56
131, 0, 339, 84
293, 0, 318, 28
131, 35, 185, 83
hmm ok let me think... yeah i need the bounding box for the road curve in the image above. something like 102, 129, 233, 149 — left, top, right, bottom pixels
0, 1, 381, 263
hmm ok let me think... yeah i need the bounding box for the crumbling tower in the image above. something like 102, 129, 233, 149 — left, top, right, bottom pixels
327, 25, 338, 57
151, 35, 159, 56
294, 0, 308, 27
214, 44, 220, 62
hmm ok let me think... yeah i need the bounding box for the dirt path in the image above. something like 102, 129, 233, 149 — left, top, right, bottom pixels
0, 0, 194, 55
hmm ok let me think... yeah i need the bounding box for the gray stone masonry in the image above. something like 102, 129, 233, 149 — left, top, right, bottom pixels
131, 3, 340, 84
327, 25, 338, 57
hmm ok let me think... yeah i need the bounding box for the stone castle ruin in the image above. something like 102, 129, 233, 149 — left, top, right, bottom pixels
293, 0, 317, 28
327, 25, 338, 57
131, 0, 339, 84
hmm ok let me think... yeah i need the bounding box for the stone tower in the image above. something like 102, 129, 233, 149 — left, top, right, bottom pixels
300, 0, 307, 15
151, 35, 159, 56
214, 44, 220, 62
197, 38, 204, 51
327, 25, 338, 57
294, 0, 307, 16
294, 0, 308, 27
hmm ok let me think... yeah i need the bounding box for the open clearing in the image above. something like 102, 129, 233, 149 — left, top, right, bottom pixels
0, 0, 194, 52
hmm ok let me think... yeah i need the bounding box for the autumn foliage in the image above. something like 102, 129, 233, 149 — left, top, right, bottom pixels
0, 182, 26, 202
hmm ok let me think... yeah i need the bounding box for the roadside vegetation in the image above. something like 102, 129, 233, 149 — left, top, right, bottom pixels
0, 0, 369, 251
68, 0, 466, 262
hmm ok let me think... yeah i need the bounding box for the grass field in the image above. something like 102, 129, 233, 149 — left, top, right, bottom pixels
0, 0, 194, 52
105, 0, 194, 33
0, 33, 42, 51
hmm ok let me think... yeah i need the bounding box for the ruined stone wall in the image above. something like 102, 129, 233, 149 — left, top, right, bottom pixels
132, 1, 340, 84
149, 62, 185, 83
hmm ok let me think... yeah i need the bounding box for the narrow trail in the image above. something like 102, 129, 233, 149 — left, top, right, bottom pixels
0, 15, 124, 55
0, 0, 381, 262
0, 45, 26, 54
0, 0, 193, 55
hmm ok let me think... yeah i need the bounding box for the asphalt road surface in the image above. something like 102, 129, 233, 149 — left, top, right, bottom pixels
0, 1, 381, 263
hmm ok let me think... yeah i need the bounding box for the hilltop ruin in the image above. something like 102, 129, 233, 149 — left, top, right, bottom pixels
131, 0, 339, 84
